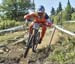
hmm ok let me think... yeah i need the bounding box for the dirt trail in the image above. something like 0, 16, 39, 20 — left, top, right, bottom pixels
38, 29, 60, 49
19, 29, 61, 64
0, 29, 61, 64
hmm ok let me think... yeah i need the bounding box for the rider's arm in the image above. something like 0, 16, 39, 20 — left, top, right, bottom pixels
24, 12, 36, 20
45, 13, 53, 27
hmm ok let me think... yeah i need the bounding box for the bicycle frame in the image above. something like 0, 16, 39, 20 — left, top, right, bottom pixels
24, 23, 40, 58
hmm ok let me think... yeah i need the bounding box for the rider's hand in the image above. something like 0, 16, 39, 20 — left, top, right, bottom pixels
45, 22, 52, 27
24, 15, 27, 19
51, 24, 55, 28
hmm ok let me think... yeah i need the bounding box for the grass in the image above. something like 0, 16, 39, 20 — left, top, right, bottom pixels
0, 20, 25, 30
0, 22, 75, 64
0, 31, 25, 42
63, 22, 75, 32
44, 33, 75, 64
37, 22, 75, 64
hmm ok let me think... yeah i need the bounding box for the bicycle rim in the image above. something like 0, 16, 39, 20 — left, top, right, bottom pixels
24, 46, 30, 58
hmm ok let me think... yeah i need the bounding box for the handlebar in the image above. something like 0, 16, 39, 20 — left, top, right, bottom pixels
24, 19, 53, 28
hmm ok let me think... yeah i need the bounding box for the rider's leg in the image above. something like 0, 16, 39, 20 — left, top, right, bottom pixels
39, 25, 47, 44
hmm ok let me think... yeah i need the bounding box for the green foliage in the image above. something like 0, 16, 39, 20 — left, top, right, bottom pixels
45, 23, 75, 64
61, 11, 67, 21
50, 0, 75, 22
46, 35, 75, 64
59, 2, 62, 11
63, 23, 75, 32
56, 2, 62, 14
65, 0, 72, 12
0, 20, 20, 30
71, 12, 75, 20
51, 12, 63, 24
50, 15, 55, 23
71, 7, 75, 13
54, 15, 59, 24
0, 0, 31, 20
51, 7, 55, 15
65, 0, 72, 20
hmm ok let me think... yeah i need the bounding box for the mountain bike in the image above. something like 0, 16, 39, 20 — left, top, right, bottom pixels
24, 23, 40, 58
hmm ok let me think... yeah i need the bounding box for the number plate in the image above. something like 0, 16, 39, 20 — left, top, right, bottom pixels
33, 23, 40, 30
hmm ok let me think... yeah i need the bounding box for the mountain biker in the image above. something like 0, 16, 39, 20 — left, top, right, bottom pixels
24, 5, 53, 44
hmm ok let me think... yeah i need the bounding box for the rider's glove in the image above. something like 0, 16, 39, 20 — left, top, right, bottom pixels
45, 22, 52, 27
24, 15, 27, 19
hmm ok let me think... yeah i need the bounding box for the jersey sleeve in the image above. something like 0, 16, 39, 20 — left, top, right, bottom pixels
24, 12, 36, 19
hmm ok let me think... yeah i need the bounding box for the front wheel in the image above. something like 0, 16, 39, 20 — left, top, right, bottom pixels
24, 35, 33, 58
32, 32, 40, 52
24, 45, 30, 58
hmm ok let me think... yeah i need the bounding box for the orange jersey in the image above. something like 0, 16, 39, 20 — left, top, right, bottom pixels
24, 12, 48, 23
